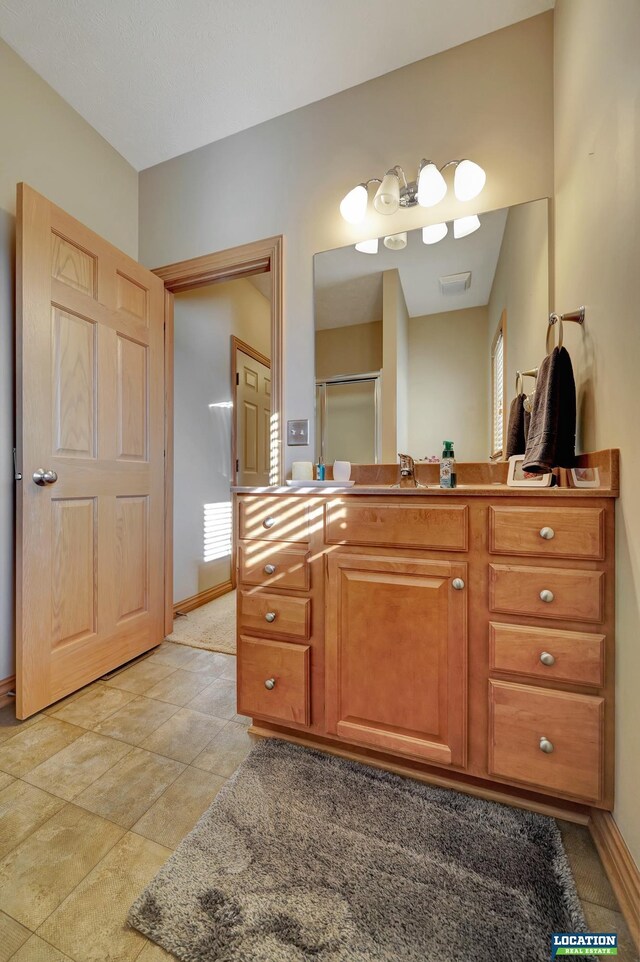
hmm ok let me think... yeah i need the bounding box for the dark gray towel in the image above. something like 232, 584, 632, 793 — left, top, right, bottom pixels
506, 394, 527, 458
523, 346, 576, 473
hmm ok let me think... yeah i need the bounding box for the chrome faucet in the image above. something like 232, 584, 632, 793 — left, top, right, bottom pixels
398, 453, 418, 488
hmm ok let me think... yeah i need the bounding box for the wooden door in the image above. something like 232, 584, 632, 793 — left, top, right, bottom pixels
16, 184, 166, 718
325, 553, 467, 766
234, 341, 271, 486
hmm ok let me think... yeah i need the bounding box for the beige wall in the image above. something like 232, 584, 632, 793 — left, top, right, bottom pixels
0, 39, 139, 679
408, 307, 489, 461
554, 0, 640, 866
487, 198, 550, 447
139, 13, 554, 472
381, 270, 409, 459
315, 321, 382, 381
173, 279, 270, 603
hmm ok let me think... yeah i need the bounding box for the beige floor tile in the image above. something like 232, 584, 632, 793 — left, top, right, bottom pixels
41, 682, 102, 716
219, 657, 237, 682
23, 732, 133, 801
180, 649, 234, 677
0, 771, 13, 791
133, 766, 226, 849
0, 717, 83, 777
186, 678, 237, 719
144, 668, 216, 706
0, 704, 41, 744
193, 721, 255, 777
10, 935, 74, 961
558, 820, 619, 910
581, 900, 638, 962
74, 747, 185, 828
146, 642, 199, 669
102, 659, 176, 695
0, 910, 30, 962
137, 938, 178, 960
50, 686, 136, 729
93, 696, 179, 746
0, 780, 65, 859
140, 707, 226, 763
0, 804, 124, 929
233, 712, 252, 726
38, 832, 172, 962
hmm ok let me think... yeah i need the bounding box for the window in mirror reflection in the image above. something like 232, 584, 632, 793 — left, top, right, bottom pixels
313, 198, 549, 465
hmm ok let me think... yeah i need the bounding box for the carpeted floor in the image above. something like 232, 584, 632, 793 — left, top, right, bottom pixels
167, 590, 236, 655
129, 739, 591, 962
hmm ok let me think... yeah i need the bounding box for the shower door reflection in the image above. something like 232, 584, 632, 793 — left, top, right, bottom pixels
316, 374, 380, 465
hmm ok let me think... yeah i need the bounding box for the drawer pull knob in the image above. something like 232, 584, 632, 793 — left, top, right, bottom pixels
264, 564, 277, 575
539, 651, 556, 666
540, 527, 555, 540
263, 516, 276, 529
264, 678, 276, 690
265, 611, 277, 623
539, 736, 554, 754
452, 578, 465, 591
540, 589, 554, 603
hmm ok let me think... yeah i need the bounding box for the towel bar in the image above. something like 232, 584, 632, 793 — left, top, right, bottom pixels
547, 306, 585, 352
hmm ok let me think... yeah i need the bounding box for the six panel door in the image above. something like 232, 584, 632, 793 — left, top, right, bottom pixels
16, 184, 166, 717
325, 553, 468, 766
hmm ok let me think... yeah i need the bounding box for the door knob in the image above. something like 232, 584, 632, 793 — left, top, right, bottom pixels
539, 651, 556, 666
33, 468, 58, 486
539, 527, 555, 540
264, 564, 277, 575
452, 578, 465, 590
264, 678, 276, 690
540, 589, 554, 603
265, 611, 277, 623
539, 736, 554, 754
263, 516, 276, 529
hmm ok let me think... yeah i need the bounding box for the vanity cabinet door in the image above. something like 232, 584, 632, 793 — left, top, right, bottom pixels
325, 553, 467, 767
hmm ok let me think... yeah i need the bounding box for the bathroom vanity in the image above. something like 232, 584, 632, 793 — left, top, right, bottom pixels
234, 451, 617, 816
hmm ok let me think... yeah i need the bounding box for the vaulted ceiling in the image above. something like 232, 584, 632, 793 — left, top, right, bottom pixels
0, 0, 552, 170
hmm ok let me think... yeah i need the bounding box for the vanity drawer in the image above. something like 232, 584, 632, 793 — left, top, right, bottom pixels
237, 541, 311, 590
489, 506, 605, 560
488, 680, 603, 802
489, 564, 605, 623
238, 589, 311, 639
238, 636, 310, 726
489, 622, 605, 687
325, 500, 468, 551
238, 497, 311, 543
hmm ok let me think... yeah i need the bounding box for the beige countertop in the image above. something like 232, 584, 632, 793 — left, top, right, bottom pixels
231, 483, 616, 498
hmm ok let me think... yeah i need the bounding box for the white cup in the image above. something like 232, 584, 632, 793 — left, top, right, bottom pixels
333, 460, 351, 482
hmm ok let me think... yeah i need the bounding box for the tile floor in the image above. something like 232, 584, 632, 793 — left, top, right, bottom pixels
0, 642, 636, 962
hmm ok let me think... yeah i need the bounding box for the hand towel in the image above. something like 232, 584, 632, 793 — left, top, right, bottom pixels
523, 346, 576, 473
506, 394, 527, 458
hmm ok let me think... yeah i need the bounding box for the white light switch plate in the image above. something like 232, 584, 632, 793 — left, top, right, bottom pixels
287, 419, 309, 446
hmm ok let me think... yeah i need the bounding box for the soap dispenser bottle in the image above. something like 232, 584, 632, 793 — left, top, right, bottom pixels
440, 441, 457, 489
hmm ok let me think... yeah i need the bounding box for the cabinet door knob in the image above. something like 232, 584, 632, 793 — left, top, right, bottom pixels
539, 651, 556, 666
539, 526, 555, 540
264, 678, 276, 690
539, 736, 554, 754
263, 516, 276, 529
264, 563, 276, 575
265, 611, 277, 623
540, 589, 554, 603
452, 578, 465, 591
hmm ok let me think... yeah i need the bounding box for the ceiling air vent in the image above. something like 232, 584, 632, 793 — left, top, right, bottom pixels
439, 271, 471, 295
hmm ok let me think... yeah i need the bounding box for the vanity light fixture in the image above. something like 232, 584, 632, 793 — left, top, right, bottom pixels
383, 232, 407, 251
354, 238, 379, 254
422, 223, 448, 245
453, 214, 481, 239
340, 158, 485, 223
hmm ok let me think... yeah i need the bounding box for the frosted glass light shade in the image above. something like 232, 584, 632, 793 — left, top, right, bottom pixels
374, 172, 400, 214
453, 160, 486, 201
340, 184, 368, 224
383, 232, 407, 250
417, 163, 447, 207
355, 238, 379, 254
453, 215, 481, 239
422, 223, 448, 245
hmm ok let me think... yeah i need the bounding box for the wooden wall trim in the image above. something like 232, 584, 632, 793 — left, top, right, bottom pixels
0, 675, 16, 711
164, 289, 174, 638
589, 810, 640, 951
173, 580, 234, 616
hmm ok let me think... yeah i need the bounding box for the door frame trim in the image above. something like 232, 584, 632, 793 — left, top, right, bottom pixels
153, 236, 284, 636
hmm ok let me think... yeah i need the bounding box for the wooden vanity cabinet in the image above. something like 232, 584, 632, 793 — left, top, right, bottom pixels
235, 486, 616, 815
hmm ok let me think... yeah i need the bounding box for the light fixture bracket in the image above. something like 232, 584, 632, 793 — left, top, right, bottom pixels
399, 181, 419, 208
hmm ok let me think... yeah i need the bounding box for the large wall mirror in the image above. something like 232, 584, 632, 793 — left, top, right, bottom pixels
313, 198, 549, 464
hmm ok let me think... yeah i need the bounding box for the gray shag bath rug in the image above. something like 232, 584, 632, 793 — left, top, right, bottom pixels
128, 739, 590, 962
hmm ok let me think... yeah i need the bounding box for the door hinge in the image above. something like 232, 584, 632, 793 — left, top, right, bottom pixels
13, 448, 22, 481
236, 373, 239, 385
